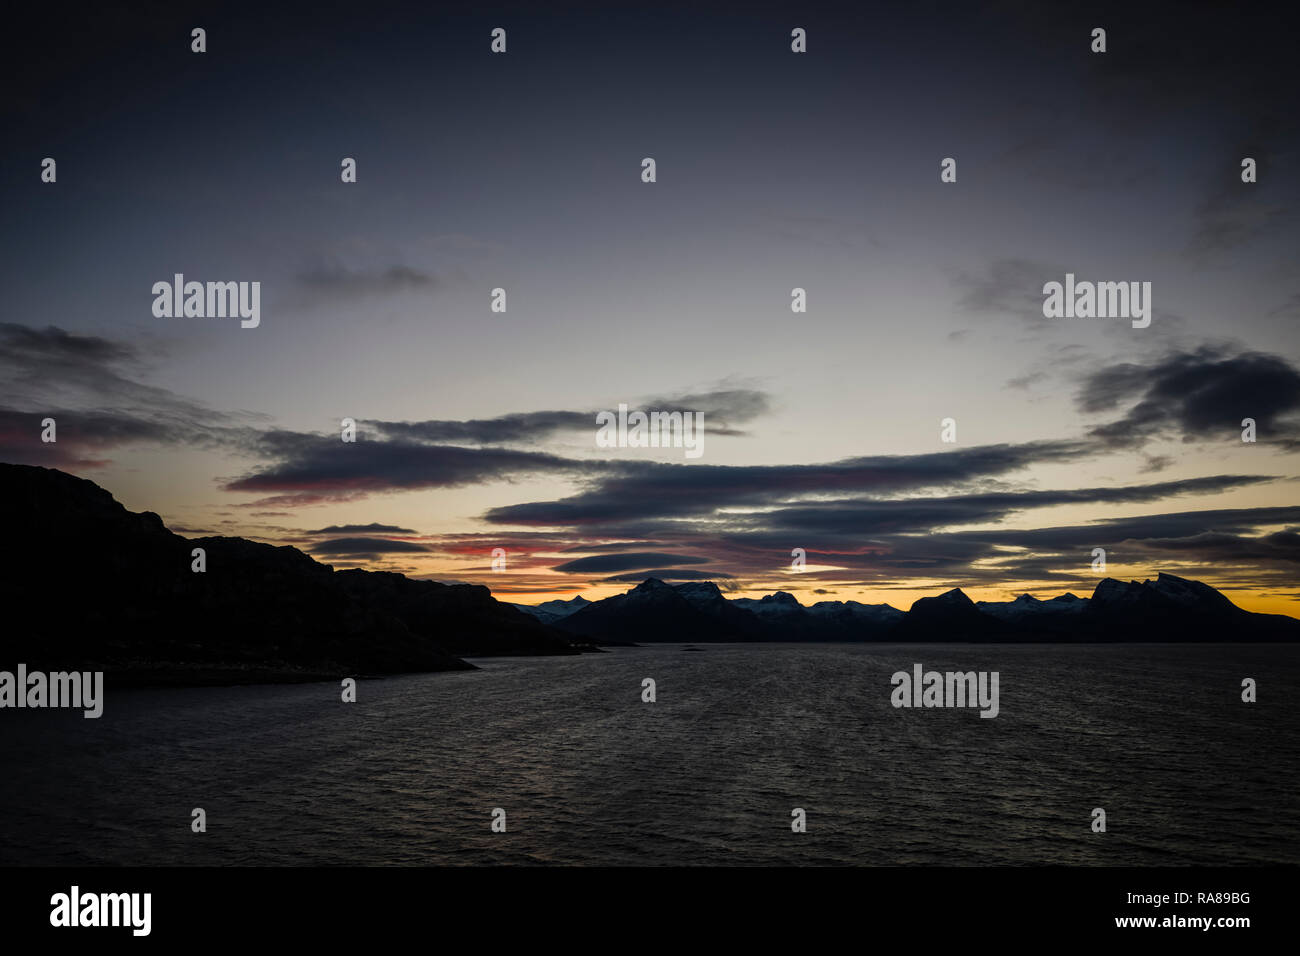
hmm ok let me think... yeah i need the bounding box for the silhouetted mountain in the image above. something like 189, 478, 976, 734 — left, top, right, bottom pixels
549, 574, 1299, 644
0, 464, 588, 685
561, 582, 896, 643
560, 578, 755, 643
977, 593, 1087, 621
894, 588, 1004, 641
334, 569, 583, 658
6, 465, 1293, 680
668, 581, 767, 639
973, 592, 1088, 638
806, 595, 909, 639
728, 590, 905, 640
1079, 572, 1298, 640
732, 591, 810, 625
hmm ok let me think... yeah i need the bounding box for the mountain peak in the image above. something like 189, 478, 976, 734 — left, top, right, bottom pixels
1145, 572, 1240, 613
674, 581, 725, 600
931, 587, 974, 607
632, 577, 675, 593
909, 587, 978, 615
1091, 577, 1144, 603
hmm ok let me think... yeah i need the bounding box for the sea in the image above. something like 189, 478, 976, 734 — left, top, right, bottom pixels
1, 643, 1296, 866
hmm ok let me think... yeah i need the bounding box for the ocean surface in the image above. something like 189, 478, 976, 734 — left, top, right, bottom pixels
1, 643, 1297, 866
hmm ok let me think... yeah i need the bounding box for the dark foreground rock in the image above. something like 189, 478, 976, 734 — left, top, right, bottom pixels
0, 463, 588, 686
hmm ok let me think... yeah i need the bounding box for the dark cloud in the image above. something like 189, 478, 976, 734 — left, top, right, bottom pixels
737, 475, 1275, 536
370, 411, 590, 445
601, 569, 732, 583
639, 388, 773, 436
557, 541, 657, 554
640, 504, 1300, 595
955, 505, 1300, 550
916, 507, 1300, 593
224, 438, 590, 497
1079, 347, 1300, 448
0, 324, 258, 468
304, 522, 418, 535
484, 441, 1093, 526
0, 324, 202, 416
366, 387, 773, 445
552, 552, 708, 573
459, 466, 1295, 595
310, 537, 429, 556
0, 404, 258, 470
0, 322, 135, 365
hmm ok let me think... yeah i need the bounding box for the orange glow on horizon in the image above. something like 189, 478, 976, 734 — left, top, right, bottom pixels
486, 582, 1300, 618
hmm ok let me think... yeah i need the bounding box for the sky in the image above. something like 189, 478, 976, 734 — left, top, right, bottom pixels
3, 0, 1298, 614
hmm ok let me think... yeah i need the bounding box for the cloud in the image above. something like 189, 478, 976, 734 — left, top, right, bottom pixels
309, 537, 429, 556
0, 323, 135, 366
224, 438, 591, 497
366, 387, 773, 445
639, 388, 773, 436
295, 264, 435, 299
304, 522, 418, 535
552, 552, 709, 574
455, 455, 1288, 594
915, 506, 1300, 593
730, 475, 1276, 537
370, 411, 591, 445
602, 569, 732, 582
484, 441, 1093, 526
1078, 347, 1300, 448
1006, 371, 1048, 390
954, 504, 1300, 550
0, 324, 258, 468
954, 258, 1063, 328
557, 503, 1300, 597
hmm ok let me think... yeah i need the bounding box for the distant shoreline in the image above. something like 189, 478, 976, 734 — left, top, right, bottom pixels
78, 639, 1300, 691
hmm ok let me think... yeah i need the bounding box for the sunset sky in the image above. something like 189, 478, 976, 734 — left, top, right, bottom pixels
3, 1, 1298, 614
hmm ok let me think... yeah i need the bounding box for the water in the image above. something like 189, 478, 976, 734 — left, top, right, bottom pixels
1, 643, 1296, 866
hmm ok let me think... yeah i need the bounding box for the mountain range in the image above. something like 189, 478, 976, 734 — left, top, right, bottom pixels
3, 464, 1296, 688
516, 574, 1300, 644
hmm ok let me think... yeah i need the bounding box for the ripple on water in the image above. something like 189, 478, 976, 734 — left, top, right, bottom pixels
0, 643, 1297, 865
